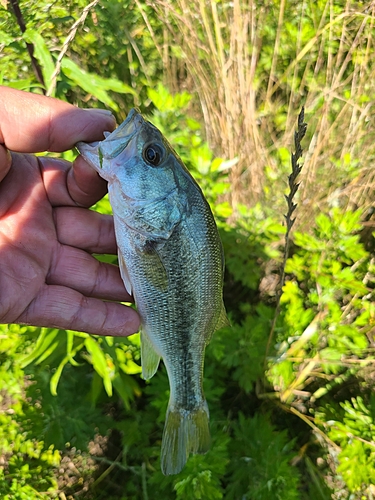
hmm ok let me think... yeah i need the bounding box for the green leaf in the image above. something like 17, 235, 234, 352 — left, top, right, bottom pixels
84, 337, 113, 396
2, 79, 41, 91
315, 213, 332, 237
0, 30, 13, 46
61, 58, 116, 109
98, 77, 137, 96
50, 357, 69, 396
23, 29, 55, 94
66, 330, 79, 366
61, 58, 120, 111
147, 83, 191, 112
50, 340, 85, 396
213, 202, 233, 218
294, 231, 324, 250
112, 371, 139, 410
20, 329, 60, 368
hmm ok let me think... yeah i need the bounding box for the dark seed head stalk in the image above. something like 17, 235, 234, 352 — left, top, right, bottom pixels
264, 107, 307, 362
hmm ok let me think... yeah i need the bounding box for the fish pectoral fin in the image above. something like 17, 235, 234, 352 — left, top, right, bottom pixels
139, 240, 168, 292
140, 329, 161, 380
161, 403, 210, 475
118, 251, 132, 296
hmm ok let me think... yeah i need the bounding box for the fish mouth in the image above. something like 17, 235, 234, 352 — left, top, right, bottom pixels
76, 108, 144, 172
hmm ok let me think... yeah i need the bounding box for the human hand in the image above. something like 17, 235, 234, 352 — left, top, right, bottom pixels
0, 86, 140, 336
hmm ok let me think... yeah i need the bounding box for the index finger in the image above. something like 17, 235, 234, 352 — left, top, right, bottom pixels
0, 86, 116, 153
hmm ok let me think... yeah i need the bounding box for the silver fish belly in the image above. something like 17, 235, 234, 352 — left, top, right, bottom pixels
76, 108, 228, 475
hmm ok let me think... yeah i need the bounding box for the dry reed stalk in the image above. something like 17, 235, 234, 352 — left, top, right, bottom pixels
46, 0, 100, 97
147, 0, 375, 214
151, 0, 271, 205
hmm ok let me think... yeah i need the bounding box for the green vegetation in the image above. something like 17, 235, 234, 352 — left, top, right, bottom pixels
1, 0, 375, 498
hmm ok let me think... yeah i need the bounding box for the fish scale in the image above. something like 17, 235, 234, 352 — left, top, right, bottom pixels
76, 108, 228, 475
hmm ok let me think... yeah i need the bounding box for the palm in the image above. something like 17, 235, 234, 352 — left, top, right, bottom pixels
0, 86, 139, 336
0, 153, 55, 322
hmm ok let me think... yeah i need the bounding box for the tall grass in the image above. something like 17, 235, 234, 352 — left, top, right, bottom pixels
146, 0, 375, 216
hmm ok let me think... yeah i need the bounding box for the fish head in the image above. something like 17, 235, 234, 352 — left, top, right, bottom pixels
76, 108, 191, 202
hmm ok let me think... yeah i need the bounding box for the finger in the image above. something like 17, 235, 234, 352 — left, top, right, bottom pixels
0, 144, 11, 182
54, 207, 117, 254
68, 155, 108, 207
47, 244, 131, 302
0, 86, 115, 153
40, 151, 108, 208
17, 284, 140, 337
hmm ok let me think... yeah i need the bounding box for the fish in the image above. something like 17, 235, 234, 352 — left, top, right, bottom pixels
76, 108, 228, 475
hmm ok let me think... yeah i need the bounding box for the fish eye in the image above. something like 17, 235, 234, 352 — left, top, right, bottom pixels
143, 143, 164, 166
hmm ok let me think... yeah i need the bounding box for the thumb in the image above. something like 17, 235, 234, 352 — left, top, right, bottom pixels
0, 145, 11, 182
0, 86, 116, 153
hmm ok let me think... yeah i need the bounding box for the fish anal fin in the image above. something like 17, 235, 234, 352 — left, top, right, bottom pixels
161, 403, 210, 476
141, 329, 160, 380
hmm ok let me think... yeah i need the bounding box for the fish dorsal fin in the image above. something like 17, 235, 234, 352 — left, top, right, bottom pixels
215, 302, 230, 331
118, 251, 132, 296
206, 302, 230, 343
141, 329, 161, 380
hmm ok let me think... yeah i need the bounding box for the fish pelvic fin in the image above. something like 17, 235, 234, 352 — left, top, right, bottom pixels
141, 329, 160, 380
161, 402, 210, 475
118, 251, 132, 296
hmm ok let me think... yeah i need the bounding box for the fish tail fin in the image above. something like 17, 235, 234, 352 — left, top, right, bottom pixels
160, 402, 210, 475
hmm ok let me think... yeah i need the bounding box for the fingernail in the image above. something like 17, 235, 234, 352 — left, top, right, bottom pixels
84, 108, 114, 117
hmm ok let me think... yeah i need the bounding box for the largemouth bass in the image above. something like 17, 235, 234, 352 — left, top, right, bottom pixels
76, 109, 228, 475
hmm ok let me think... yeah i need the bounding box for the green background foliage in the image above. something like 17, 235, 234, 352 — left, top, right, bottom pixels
1, 0, 375, 498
